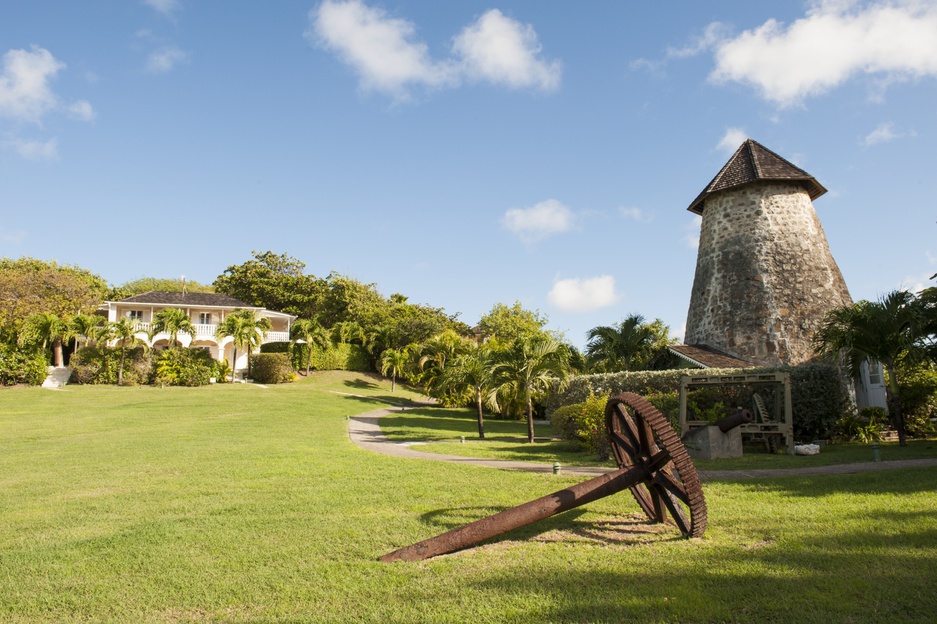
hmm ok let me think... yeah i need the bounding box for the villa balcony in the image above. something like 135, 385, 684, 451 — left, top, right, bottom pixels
131, 323, 289, 344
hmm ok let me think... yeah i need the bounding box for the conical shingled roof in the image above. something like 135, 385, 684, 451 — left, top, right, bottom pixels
687, 139, 826, 214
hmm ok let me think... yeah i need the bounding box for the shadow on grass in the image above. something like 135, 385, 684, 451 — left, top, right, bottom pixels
343, 378, 380, 390
416, 505, 675, 549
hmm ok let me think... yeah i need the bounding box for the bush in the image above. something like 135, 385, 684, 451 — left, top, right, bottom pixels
550, 392, 611, 460
0, 344, 48, 386
151, 348, 213, 387
896, 363, 937, 437
70, 346, 150, 385
250, 353, 294, 384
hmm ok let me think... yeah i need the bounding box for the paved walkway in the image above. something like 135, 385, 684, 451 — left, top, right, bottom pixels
348, 404, 937, 481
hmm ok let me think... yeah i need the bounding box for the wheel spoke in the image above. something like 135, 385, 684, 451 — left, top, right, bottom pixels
610, 430, 638, 461
655, 485, 691, 536
653, 469, 690, 505
629, 484, 657, 519
615, 407, 642, 453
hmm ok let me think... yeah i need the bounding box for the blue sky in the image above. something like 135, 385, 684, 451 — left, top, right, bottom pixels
2, 0, 936, 348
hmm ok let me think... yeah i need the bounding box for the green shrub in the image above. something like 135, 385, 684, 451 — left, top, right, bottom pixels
643, 389, 681, 430
895, 363, 937, 437
0, 344, 48, 386
250, 353, 294, 384
550, 392, 611, 460
70, 346, 150, 385
151, 348, 213, 387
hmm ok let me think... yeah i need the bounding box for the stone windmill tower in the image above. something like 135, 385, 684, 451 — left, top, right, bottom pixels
683, 139, 852, 366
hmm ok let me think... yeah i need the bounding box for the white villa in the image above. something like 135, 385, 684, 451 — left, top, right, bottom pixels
99, 291, 296, 374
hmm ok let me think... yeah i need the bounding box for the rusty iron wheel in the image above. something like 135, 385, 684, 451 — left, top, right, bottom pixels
605, 392, 707, 538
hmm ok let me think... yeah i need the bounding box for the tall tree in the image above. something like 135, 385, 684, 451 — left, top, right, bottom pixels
19, 312, 69, 367
0, 257, 108, 343
477, 301, 550, 344
213, 251, 323, 317
149, 308, 196, 349
215, 309, 271, 381
814, 290, 932, 447
491, 337, 570, 443
105, 317, 146, 385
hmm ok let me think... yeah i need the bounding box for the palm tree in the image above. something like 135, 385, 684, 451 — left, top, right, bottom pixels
215, 309, 271, 382
380, 348, 408, 392
106, 317, 146, 385
291, 318, 331, 376
442, 346, 496, 439
585, 314, 658, 373
491, 337, 570, 443
149, 307, 196, 349
332, 320, 364, 345
418, 330, 471, 401
19, 312, 69, 367
814, 290, 931, 447
69, 313, 105, 349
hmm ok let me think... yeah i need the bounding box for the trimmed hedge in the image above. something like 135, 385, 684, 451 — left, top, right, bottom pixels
0, 344, 48, 386
250, 353, 294, 384
546, 364, 847, 441
262, 341, 371, 372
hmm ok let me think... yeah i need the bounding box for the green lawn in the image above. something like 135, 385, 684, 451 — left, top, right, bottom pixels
2, 374, 936, 623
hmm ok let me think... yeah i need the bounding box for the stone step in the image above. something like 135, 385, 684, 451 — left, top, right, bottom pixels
42, 366, 72, 389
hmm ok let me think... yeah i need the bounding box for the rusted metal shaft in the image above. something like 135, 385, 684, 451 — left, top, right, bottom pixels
381, 449, 670, 563
714, 409, 753, 433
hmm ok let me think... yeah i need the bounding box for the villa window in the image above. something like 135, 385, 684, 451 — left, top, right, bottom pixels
867, 361, 883, 386
199, 313, 213, 325
128, 310, 143, 321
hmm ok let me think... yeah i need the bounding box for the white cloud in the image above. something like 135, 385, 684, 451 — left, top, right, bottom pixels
716, 127, 748, 153
862, 121, 915, 145
684, 214, 702, 249
619, 206, 651, 222
548, 275, 619, 313
67, 99, 94, 121
0, 228, 27, 243
143, 0, 179, 16
501, 199, 573, 243
708, 1, 937, 107
147, 47, 188, 73
453, 9, 561, 91
308, 1, 559, 100
308, 0, 455, 99
0, 46, 64, 124
5, 137, 58, 160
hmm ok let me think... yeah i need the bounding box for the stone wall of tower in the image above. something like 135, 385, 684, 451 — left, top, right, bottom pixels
684, 182, 852, 366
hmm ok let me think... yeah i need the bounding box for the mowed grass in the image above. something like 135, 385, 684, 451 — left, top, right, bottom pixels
1, 374, 936, 623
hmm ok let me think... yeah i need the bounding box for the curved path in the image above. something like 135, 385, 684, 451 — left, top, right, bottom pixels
349, 404, 937, 481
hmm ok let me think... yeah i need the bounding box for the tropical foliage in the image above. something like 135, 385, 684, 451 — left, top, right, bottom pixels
214, 309, 271, 381
149, 307, 196, 348
814, 289, 935, 446
585, 314, 676, 373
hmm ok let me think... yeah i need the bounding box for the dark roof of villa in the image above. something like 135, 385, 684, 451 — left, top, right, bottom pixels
116, 291, 255, 308
687, 139, 827, 215
668, 344, 756, 369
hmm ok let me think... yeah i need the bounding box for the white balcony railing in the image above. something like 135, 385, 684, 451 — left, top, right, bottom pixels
132, 322, 289, 345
